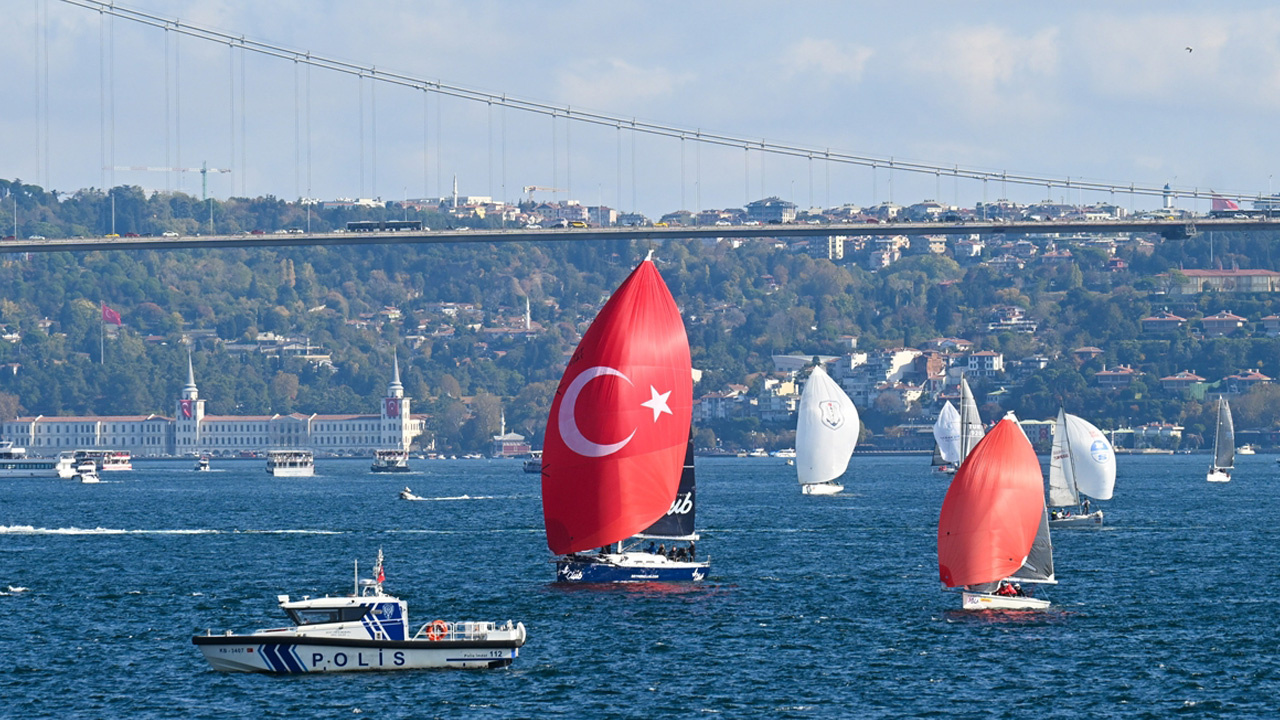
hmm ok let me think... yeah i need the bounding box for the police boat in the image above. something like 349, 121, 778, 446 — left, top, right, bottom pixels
192, 550, 526, 673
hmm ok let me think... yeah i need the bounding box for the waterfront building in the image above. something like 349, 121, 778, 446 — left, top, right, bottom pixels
2, 354, 425, 457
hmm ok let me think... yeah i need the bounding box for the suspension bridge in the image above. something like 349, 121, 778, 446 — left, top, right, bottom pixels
10, 0, 1280, 246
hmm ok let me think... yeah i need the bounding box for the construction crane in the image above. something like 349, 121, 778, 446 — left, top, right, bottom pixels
521, 185, 567, 203
112, 161, 230, 200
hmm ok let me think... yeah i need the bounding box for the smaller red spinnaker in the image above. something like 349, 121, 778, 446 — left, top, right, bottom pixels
541, 258, 693, 555
937, 417, 1044, 588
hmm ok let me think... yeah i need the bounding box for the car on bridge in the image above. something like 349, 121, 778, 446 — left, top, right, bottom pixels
162, 231, 179, 237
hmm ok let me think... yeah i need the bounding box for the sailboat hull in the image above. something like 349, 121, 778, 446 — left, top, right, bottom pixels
1207, 469, 1231, 483
961, 591, 1051, 611
801, 482, 843, 495
1048, 510, 1103, 528
555, 553, 708, 583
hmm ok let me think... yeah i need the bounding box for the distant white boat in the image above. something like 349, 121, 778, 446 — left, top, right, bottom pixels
1236, 444, 1256, 455
0, 443, 75, 479
267, 450, 314, 478
371, 448, 410, 473
795, 365, 859, 496
399, 486, 425, 501
74, 449, 132, 471
956, 377, 985, 466
75, 461, 101, 484
1208, 398, 1234, 482
1047, 409, 1114, 527
522, 451, 542, 474
194, 456, 211, 472
770, 448, 796, 459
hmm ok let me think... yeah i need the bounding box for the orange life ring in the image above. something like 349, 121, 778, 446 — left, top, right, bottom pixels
426, 619, 449, 641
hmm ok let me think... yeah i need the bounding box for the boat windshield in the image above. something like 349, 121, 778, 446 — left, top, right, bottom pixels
288, 606, 369, 625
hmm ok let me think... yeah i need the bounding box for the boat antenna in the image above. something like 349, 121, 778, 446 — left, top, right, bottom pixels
353, 558, 359, 597
645, 248, 654, 262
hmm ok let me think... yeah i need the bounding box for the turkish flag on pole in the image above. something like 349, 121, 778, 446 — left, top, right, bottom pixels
101, 304, 122, 326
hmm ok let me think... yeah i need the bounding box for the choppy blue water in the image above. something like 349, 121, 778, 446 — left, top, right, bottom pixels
2, 454, 1278, 718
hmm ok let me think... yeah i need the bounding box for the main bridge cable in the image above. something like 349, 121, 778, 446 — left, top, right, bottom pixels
60, 0, 1262, 205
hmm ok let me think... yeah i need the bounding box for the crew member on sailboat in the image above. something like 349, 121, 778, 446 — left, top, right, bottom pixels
541, 255, 707, 582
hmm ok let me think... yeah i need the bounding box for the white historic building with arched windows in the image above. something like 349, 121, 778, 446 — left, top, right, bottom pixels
2, 355, 426, 457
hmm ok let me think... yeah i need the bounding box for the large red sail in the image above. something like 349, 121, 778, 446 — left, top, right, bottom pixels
542, 259, 693, 555
937, 417, 1044, 588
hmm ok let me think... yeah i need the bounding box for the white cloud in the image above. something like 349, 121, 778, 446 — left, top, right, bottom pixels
903, 25, 1062, 123
782, 39, 874, 84
556, 59, 691, 110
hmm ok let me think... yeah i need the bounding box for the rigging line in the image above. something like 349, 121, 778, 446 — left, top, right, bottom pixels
34, 0, 42, 188
358, 73, 365, 198
228, 42, 235, 193
305, 59, 311, 196
294, 58, 300, 199
57, 0, 1237, 203
240, 45, 246, 196
175, 29, 181, 192
427, 89, 432, 197
165, 25, 171, 191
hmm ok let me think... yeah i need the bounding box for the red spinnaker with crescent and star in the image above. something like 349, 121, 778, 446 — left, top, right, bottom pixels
541, 259, 693, 555
937, 418, 1044, 588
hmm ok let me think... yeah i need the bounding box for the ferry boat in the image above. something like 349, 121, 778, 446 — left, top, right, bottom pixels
0, 443, 76, 479
74, 449, 133, 471
371, 449, 410, 473
192, 551, 526, 673
266, 450, 314, 478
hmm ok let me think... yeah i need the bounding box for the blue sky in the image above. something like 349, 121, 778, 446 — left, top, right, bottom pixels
4, 1, 1279, 217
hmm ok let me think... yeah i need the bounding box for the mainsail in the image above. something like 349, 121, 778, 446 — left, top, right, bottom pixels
795, 364, 860, 487
1047, 409, 1116, 507
937, 416, 1045, 588
956, 377, 985, 462
933, 401, 962, 464
635, 434, 697, 541
1213, 398, 1235, 471
541, 258, 693, 555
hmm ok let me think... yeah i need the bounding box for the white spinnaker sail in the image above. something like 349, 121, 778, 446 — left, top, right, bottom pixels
1049, 409, 1117, 505
957, 377, 985, 461
796, 365, 860, 486
933, 401, 962, 463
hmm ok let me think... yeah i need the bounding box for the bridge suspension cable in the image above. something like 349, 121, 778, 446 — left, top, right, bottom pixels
61, 0, 1266, 205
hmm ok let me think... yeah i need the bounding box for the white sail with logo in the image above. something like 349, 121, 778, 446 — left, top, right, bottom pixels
933, 401, 962, 465
796, 365, 860, 495
1047, 408, 1115, 525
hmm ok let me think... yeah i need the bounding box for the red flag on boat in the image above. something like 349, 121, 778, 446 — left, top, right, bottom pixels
377, 564, 385, 584
101, 304, 122, 326
541, 258, 693, 555
937, 417, 1044, 588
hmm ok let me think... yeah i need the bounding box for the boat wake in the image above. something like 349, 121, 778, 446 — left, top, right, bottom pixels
411, 495, 497, 501
0, 525, 340, 535
0, 585, 30, 596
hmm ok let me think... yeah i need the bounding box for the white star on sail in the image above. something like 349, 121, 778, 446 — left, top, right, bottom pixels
640, 386, 673, 422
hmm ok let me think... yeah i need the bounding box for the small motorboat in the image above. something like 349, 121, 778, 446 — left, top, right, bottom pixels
192, 550, 526, 673
399, 487, 425, 501
74, 461, 101, 484
194, 456, 211, 472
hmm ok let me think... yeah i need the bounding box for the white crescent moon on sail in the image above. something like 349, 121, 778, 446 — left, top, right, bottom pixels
558, 365, 637, 457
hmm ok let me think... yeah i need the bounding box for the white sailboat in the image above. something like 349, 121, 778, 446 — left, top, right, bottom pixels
1047, 409, 1115, 527
957, 377, 985, 466
931, 401, 961, 473
1207, 398, 1235, 483
795, 365, 860, 495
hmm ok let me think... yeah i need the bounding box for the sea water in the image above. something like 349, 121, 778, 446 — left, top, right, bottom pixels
1, 454, 1278, 718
